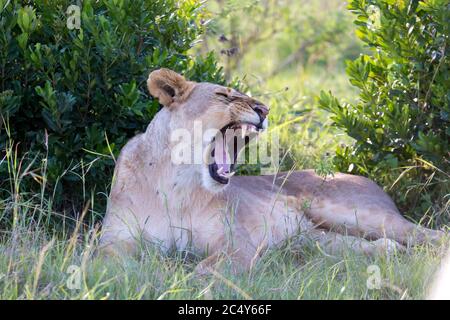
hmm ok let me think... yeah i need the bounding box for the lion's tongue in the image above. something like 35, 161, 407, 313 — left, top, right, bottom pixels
215, 138, 231, 173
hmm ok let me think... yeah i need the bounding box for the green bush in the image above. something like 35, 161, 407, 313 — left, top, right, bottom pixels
319, 0, 449, 222
0, 0, 225, 213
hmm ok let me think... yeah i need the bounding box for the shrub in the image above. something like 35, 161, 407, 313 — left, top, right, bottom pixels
318, 0, 449, 223
0, 0, 225, 215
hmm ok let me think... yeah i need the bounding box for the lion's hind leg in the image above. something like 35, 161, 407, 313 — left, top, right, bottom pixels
306, 201, 445, 247
309, 229, 406, 257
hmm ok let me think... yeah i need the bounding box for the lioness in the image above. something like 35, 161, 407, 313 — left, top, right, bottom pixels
100, 68, 443, 272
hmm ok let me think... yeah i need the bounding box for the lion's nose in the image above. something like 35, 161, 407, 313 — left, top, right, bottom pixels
254, 104, 269, 121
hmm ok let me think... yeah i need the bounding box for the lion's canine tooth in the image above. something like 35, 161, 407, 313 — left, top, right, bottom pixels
241, 124, 247, 139
219, 171, 235, 179
226, 172, 236, 178
221, 171, 235, 179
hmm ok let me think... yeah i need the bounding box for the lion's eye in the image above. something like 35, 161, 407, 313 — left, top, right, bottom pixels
215, 91, 229, 98
215, 87, 233, 99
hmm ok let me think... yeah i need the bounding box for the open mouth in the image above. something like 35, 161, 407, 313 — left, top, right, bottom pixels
208, 122, 264, 184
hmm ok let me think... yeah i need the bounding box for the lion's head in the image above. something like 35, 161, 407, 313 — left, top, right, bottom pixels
147, 68, 269, 191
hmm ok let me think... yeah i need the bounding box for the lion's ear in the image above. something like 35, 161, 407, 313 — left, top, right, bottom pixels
147, 68, 194, 107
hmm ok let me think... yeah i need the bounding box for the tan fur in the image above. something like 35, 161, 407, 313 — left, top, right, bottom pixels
100, 69, 443, 272
147, 68, 195, 107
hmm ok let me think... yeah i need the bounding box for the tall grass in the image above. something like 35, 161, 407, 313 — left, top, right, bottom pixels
0, 202, 446, 299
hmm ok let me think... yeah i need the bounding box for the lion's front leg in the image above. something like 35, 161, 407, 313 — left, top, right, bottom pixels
97, 237, 138, 258
194, 226, 261, 275
194, 247, 258, 276
98, 206, 141, 259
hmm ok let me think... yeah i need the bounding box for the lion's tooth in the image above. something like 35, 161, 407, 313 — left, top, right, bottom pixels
222, 171, 235, 179
241, 125, 247, 139
227, 172, 236, 178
